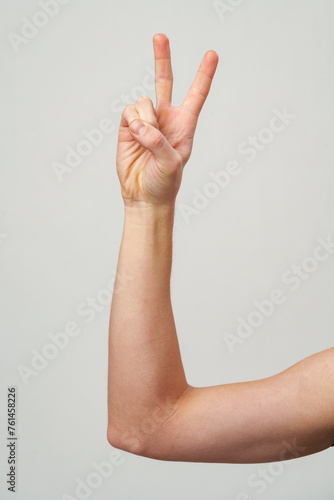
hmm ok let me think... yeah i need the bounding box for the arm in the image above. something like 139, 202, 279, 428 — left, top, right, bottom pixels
107, 202, 188, 455
107, 31, 204, 454
107, 33, 334, 463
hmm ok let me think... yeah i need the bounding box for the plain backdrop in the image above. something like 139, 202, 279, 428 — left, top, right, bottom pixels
1, 1, 334, 499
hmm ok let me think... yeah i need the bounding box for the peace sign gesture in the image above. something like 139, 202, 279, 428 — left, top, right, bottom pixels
116, 33, 219, 208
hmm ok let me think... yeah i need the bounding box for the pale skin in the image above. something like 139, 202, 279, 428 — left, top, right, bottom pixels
107, 33, 334, 463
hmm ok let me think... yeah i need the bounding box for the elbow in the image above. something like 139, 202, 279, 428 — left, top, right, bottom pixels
107, 386, 193, 459
107, 423, 171, 460
106, 414, 176, 460
107, 420, 148, 457
106, 423, 123, 450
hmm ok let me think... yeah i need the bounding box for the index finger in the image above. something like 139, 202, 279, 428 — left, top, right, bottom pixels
182, 50, 219, 118
153, 33, 173, 108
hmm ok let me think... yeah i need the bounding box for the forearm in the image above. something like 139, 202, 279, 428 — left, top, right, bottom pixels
107, 202, 189, 451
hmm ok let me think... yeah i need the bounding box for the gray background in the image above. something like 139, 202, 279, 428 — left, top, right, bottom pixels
1, 0, 334, 499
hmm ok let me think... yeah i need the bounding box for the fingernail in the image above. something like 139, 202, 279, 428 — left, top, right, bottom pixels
130, 120, 145, 135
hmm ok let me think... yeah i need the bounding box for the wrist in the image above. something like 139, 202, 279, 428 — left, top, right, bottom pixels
123, 200, 176, 228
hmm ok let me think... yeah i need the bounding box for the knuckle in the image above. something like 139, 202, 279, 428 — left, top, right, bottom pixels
136, 95, 151, 105
170, 154, 183, 173
151, 133, 165, 150
123, 104, 135, 115
191, 86, 207, 98
155, 76, 173, 84
175, 153, 183, 169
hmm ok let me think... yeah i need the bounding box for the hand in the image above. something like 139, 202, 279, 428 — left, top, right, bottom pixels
116, 33, 219, 208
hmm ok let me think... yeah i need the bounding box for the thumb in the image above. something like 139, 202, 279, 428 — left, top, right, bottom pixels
129, 119, 182, 173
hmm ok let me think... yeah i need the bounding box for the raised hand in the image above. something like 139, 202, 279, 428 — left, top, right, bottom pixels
116, 33, 219, 207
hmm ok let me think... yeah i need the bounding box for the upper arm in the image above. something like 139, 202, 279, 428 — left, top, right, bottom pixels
141, 347, 334, 463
